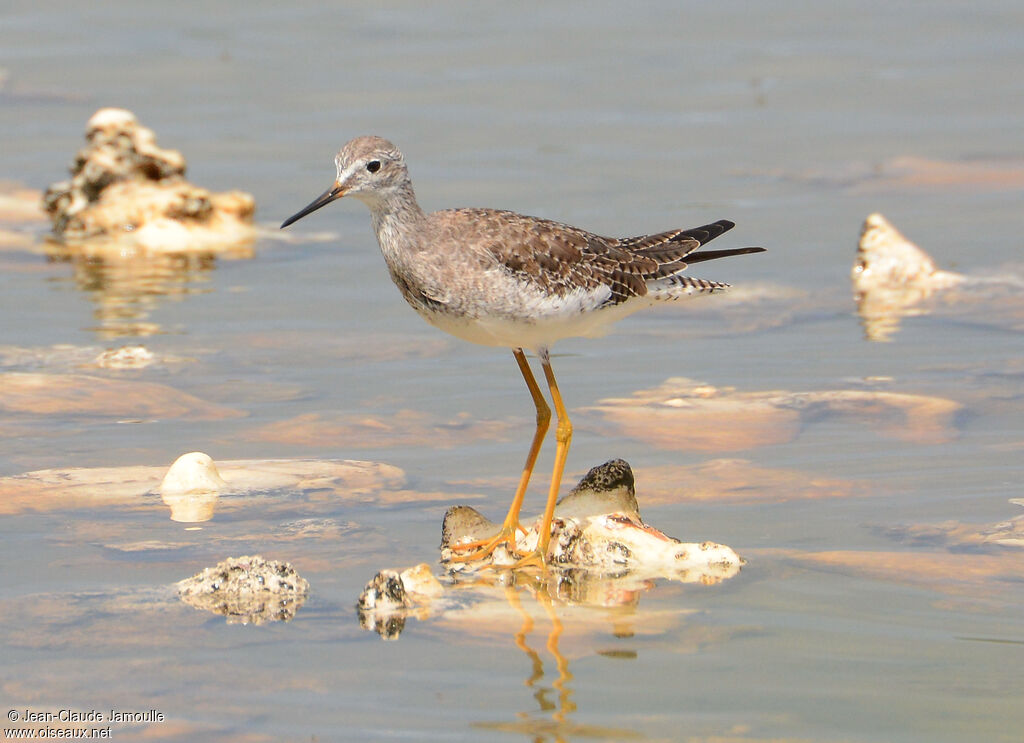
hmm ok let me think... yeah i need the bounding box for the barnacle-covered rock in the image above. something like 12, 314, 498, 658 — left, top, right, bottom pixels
356, 564, 444, 639
176, 555, 309, 625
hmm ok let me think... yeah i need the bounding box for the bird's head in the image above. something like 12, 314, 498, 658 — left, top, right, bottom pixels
281, 135, 409, 228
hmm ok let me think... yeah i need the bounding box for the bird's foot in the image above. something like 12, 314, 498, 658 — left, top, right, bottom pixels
508, 549, 549, 573
446, 520, 529, 564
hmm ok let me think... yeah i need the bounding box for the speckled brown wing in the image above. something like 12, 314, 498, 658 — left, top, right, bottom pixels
447, 210, 749, 307
447, 208, 661, 305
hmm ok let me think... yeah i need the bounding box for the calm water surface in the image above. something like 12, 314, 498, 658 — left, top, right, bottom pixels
1, 2, 1022, 741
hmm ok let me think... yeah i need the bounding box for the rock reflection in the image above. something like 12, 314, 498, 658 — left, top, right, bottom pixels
160, 491, 220, 523
44, 242, 251, 338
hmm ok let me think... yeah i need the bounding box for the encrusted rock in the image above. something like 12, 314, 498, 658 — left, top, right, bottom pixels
440, 459, 744, 582
42, 108, 255, 252
177, 555, 309, 625
356, 563, 444, 639
357, 461, 744, 639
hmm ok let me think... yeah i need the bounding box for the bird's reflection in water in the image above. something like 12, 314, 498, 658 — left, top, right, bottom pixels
358, 567, 671, 741
356, 459, 743, 738
469, 573, 648, 742
507, 584, 576, 729
44, 242, 251, 338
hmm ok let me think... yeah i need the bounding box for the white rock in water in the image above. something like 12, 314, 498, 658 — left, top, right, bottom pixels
159, 452, 227, 495
852, 213, 967, 341
853, 213, 963, 292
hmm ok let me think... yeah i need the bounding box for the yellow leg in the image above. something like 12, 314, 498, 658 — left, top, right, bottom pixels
449, 348, 551, 561
513, 348, 572, 569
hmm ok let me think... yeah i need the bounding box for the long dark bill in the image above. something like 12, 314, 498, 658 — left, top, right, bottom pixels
280, 184, 346, 228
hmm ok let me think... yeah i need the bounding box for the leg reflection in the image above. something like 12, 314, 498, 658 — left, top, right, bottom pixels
536, 590, 575, 722
501, 581, 576, 735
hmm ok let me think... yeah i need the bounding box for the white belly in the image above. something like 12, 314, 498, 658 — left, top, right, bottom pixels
417, 296, 655, 351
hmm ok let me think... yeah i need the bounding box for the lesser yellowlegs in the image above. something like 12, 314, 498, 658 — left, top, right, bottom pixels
281, 136, 764, 567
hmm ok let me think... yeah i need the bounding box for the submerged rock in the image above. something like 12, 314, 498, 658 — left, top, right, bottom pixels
0, 181, 46, 225
878, 498, 1024, 550
0, 455, 410, 518
177, 555, 309, 625
592, 377, 963, 451
42, 108, 255, 253
0, 371, 243, 421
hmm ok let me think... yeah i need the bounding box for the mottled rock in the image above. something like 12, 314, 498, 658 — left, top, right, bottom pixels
356, 563, 444, 639
42, 108, 254, 253
358, 461, 743, 639
441, 459, 744, 582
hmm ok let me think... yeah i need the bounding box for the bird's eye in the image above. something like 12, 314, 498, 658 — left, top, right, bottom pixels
366, 160, 381, 173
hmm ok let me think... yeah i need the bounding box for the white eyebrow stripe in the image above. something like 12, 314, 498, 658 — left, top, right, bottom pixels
335, 157, 361, 184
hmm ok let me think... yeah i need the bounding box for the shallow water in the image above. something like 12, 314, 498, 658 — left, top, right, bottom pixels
2, 1, 1023, 741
